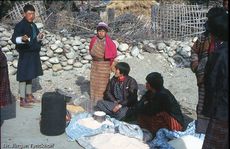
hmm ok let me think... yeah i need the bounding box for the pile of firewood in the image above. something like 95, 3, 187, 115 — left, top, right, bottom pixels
108, 13, 152, 42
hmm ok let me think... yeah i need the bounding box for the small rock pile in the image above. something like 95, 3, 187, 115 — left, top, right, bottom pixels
0, 23, 197, 75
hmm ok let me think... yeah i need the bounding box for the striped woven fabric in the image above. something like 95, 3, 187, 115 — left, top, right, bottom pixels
202, 119, 228, 149
197, 84, 205, 114
195, 83, 210, 133
191, 35, 212, 133
137, 112, 183, 134
191, 34, 210, 85
0, 51, 13, 107
90, 39, 110, 102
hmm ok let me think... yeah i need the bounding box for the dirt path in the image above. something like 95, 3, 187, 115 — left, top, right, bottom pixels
1, 52, 198, 149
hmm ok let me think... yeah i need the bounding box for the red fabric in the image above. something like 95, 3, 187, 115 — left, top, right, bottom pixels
208, 34, 215, 53
118, 76, 126, 82
137, 112, 183, 134
89, 34, 117, 65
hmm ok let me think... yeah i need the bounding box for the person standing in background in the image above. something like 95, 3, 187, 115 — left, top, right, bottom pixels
190, 7, 226, 133
89, 22, 117, 103
11, 4, 44, 108
1, 49, 16, 127
0, 50, 14, 117
223, 0, 228, 12
201, 12, 228, 149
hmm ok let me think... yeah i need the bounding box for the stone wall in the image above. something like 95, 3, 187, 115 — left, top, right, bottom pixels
0, 23, 197, 75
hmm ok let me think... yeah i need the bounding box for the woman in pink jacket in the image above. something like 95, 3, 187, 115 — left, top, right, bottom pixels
89, 22, 117, 103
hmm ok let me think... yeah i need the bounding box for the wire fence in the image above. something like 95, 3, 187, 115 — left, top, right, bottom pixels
5, 1, 219, 41
5, 1, 47, 24
151, 4, 210, 40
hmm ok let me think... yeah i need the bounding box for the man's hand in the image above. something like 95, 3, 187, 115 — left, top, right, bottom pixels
22, 35, 29, 42
112, 104, 122, 113
37, 32, 44, 40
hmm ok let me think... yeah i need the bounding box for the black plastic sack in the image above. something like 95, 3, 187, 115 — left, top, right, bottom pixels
40, 92, 66, 136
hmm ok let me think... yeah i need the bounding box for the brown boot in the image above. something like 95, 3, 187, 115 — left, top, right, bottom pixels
20, 98, 33, 108
26, 94, 41, 103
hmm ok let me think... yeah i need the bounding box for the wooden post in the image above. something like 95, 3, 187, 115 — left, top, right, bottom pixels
151, 4, 159, 32
107, 8, 115, 23
87, 0, 91, 14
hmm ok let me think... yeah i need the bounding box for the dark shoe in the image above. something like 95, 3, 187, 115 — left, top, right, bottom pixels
20, 98, 33, 108
26, 94, 41, 103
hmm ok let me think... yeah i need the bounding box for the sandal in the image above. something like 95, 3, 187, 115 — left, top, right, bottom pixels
26, 94, 41, 103
20, 98, 33, 108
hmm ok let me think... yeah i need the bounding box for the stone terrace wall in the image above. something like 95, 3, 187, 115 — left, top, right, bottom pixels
0, 23, 197, 76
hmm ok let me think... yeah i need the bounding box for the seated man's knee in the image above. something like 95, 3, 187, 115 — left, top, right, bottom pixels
95, 100, 104, 109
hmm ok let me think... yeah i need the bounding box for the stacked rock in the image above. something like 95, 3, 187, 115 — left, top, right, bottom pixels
0, 23, 196, 75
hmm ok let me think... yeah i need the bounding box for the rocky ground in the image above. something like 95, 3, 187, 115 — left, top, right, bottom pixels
1, 51, 198, 149
10, 51, 198, 118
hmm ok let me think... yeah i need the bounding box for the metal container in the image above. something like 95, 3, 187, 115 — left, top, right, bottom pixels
93, 111, 106, 123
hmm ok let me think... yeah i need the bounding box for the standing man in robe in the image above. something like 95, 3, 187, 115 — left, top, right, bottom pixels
11, 4, 43, 108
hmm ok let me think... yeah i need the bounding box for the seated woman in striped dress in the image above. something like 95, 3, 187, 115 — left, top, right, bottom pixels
136, 72, 185, 135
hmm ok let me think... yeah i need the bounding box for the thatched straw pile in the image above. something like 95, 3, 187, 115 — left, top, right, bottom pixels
107, 0, 158, 18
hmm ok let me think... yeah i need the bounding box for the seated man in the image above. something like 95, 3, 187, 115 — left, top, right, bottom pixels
96, 62, 138, 120
136, 72, 184, 135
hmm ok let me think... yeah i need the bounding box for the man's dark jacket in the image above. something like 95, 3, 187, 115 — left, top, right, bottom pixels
11, 17, 43, 81
103, 75, 138, 107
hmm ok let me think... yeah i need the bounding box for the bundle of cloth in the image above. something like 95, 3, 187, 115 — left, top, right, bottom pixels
66, 112, 204, 149
65, 112, 150, 149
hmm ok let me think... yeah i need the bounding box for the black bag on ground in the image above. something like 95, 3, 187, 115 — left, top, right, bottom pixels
40, 92, 66, 136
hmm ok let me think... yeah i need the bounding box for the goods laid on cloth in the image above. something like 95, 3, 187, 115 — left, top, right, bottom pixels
65, 112, 149, 149
89, 133, 149, 149
168, 135, 203, 149
148, 120, 205, 149
40, 92, 67, 136
66, 104, 84, 114
77, 117, 114, 130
